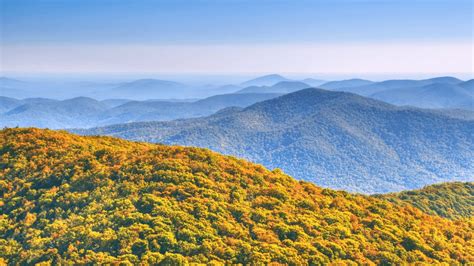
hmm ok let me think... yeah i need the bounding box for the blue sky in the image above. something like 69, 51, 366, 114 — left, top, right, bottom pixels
1, 0, 473, 76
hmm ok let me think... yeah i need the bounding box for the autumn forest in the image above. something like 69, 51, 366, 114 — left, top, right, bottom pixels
0, 128, 472, 264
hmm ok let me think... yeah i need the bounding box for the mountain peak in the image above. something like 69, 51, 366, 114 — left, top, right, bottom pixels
246, 88, 389, 115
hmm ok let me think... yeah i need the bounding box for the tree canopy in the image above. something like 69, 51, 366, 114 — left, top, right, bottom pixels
379, 182, 473, 220
0, 128, 472, 265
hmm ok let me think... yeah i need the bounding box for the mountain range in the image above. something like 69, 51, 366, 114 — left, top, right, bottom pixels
1, 128, 472, 264
321, 77, 473, 110
2, 75, 472, 110
0, 93, 281, 129
371, 82, 473, 110
76, 88, 474, 193
322, 77, 462, 95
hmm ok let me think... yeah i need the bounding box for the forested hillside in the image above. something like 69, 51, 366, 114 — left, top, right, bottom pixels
77, 89, 474, 193
380, 182, 474, 220
0, 128, 472, 264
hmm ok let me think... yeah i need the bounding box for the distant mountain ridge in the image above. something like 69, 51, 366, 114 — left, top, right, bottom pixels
2, 97, 109, 128
240, 74, 290, 86
0, 78, 119, 99
236, 81, 311, 94
2, 75, 471, 110
76, 88, 474, 193
371, 82, 473, 110
324, 77, 463, 95
109, 79, 189, 100
321, 76, 472, 110
319, 78, 374, 90
240, 74, 326, 88
0, 93, 281, 129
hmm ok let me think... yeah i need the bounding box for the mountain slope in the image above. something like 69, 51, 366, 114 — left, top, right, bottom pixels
0, 128, 473, 264
78, 89, 474, 193
379, 182, 474, 220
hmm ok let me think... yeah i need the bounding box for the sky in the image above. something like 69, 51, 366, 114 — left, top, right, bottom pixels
1, 0, 473, 78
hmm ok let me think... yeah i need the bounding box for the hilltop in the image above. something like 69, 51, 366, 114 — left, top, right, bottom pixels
379, 182, 474, 220
0, 128, 472, 264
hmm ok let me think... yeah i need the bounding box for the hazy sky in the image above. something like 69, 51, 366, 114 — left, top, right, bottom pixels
1, 0, 473, 76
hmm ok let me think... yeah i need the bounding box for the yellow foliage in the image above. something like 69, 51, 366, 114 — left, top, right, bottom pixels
0, 128, 472, 264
